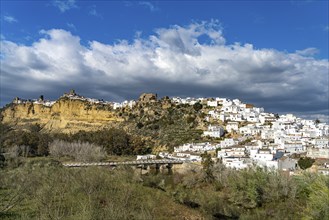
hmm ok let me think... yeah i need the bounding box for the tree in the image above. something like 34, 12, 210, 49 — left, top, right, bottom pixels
0, 153, 5, 168
304, 175, 329, 219
201, 152, 214, 182
193, 102, 203, 112
49, 140, 106, 162
298, 157, 315, 170
315, 118, 321, 124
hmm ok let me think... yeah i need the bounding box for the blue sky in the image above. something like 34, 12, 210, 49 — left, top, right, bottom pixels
2, 1, 328, 58
1, 0, 328, 121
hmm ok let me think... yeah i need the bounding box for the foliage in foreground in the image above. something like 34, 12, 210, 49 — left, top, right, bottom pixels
0, 164, 200, 220
1, 159, 328, 220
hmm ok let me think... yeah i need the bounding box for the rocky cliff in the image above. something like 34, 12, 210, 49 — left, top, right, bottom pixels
1, 97, 123, 133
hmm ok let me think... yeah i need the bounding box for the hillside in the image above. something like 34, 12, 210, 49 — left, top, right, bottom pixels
0, 91, 212, 153
1, 91, 208, 132
1, 95, 122, 134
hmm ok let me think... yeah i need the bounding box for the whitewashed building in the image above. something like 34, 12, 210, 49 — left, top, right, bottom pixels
226, 122, 239, 133
222, 157, 251, 169
203, 125, 224, 138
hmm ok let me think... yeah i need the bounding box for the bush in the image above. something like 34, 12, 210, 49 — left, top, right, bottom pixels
298, 157, 315, 170
49, 140, 106, 162
304, 175, 329, 219
193, 102, 203, 112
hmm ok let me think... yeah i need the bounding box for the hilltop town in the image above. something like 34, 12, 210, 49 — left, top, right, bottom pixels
2, 90, 328, 175
1, 90, 329, 220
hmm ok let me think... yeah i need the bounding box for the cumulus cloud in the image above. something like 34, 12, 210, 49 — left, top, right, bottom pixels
0, 21, 328, 120
53, 0, 77, 12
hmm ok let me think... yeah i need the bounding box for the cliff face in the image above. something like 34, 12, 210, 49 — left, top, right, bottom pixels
1, 98, 123, 133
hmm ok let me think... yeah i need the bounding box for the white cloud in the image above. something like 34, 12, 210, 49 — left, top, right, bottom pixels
324, 25, 329, 32
89, 5, 102, 18
0, 21, 328, 119
296, 47, 319, 56
66, 23, 76, 31
3, 15, 18, 23
53, 0, 77, 12
139, 1, 159, 12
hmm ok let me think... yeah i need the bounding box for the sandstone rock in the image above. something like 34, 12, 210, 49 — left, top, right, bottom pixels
1, 98, 123, 133
139, 93, 157, 103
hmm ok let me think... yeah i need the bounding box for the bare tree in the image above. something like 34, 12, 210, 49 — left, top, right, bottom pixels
49, 140, 106, 162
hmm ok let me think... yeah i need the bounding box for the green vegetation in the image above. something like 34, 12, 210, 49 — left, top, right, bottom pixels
201, 152, 214, 182
123, 102, 205, 150
0, 123, 151, 158
298, 157, 315, 170
193, 102, 203, 112
1, 160, 328, 219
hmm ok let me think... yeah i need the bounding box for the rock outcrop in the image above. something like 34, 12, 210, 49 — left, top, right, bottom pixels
1, 98, 123, 133
139, 93, 157, 103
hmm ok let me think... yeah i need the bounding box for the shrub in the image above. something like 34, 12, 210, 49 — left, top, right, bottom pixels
304, 175, 329, 219
49, 140, 106, 162
193, 102, 203, 112
298, 157, 315, 170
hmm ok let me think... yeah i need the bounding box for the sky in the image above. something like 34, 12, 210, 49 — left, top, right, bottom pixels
1, 0, 328, 122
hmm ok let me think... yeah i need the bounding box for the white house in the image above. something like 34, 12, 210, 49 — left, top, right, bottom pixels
314, 138, 329, 148
207, 100, 218, 107
259, 113, 276, 124
228, 113, 244, 122
203, 125, 224, 138
261, 128, 275, 139
175, 142, 217, 153
136, 154, 156, 160
222, 157, 251, 169
113, 103, 123, 109
246, 114, 259, 123
220, 138, 239, 148
230, 145, 246, 157
252, 149, 273, 162
226, 122, 239, 133
283, 142, 306, 154
217, 147, 234, 158
174, 152, 202, 162
278, 114, 297, 123
219, 112, 228, 122
307, 147, 329, 159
